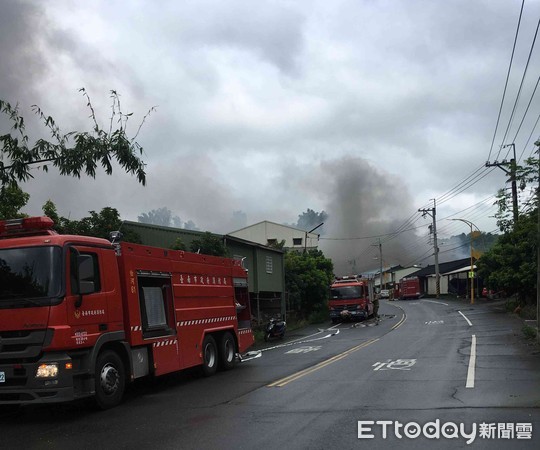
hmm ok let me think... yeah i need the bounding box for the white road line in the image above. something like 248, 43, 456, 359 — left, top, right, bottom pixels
466, 334, 477, 388
423, 299, 449, 306
458, 310, 473, 326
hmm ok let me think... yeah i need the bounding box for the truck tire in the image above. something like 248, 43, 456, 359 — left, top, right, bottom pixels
95, 350, 125, 410
218, 332, 235, 371
201, 335, 218, 376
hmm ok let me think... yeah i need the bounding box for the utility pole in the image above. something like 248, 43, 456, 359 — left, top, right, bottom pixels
419, 200, 440, 298
536, 139, 540, 344
304, 222, 324, 253
486, 143, 519, 226
371, 239, 384, 292
379, 238, 383, 291
450, 218, 478, 305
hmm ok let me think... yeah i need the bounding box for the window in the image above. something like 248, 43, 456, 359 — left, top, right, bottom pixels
266, 256, 273, 274
293, 238, 302, 246
137, 275, 174, 338
331, 286, 364, 299
267, 239, 277, 246
0, 246, 62, 303
70, 250, 101, 295
142, 287, 167, 328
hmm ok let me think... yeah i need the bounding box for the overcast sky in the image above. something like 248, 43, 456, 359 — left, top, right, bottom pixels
2, 0, 540, 272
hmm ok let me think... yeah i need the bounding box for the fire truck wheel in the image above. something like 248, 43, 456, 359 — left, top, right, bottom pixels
219, 332, 235, 371
95, 350, 126, 409
201, 335, 218, 376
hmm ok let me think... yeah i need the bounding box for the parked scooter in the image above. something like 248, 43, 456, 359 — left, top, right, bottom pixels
264, 316, 286, 341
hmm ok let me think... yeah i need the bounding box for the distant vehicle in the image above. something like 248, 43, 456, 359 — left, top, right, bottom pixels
397, 276, 422, 299
482, 287, 504, 299
329, 276, 374, 323
380, 289, 390, 299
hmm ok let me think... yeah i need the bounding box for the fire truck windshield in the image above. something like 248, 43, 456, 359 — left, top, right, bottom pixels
0, 246, 62, 307
331, 285, 364, 299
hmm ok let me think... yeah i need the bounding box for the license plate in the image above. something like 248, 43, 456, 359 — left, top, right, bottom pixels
0, 371, 5, 383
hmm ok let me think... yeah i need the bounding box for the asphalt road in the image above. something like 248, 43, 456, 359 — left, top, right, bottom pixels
1, 298, 539, 449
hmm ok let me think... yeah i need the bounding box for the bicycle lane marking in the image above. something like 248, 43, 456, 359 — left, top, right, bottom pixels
267, 302, 406, 388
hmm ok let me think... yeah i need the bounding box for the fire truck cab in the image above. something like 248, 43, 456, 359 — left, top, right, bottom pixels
0, 217, 255, 409
329, 276, 374, 323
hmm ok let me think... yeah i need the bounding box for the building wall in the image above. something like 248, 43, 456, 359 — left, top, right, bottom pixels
225, 240, 257, 292
392, 267, 421, 283
427, 275, 449, 295
229, 221, 319, 250
225, 237, 285, 321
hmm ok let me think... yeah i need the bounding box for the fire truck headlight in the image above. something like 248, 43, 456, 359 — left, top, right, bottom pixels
36, 363, 59, 378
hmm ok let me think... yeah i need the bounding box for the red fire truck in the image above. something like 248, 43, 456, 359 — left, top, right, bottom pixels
396, 276, 422, 299
0, 217, 255, 409
329, 276, 374, 323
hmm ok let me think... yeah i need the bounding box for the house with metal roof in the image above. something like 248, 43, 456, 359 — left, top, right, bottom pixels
228, 220, 321, 252
406, 258, 481, 297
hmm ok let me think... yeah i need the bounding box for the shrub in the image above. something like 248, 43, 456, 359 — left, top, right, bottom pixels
522, 325, 538, 340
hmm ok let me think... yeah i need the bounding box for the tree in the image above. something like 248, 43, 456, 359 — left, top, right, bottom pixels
295, 209, 328, 233
42, 201, 141, 243
494, 148, 539, 232
138, 207, 199, 230
285, 249, 334, 318
190, 232, 228, 257
183, 220, 200, 231
170, 237, 187, 251
138, 207, 177, 227
0, 184, 29, 219
477, 209, 536, 304
479, 145, 539, 305
0, 89, 153, 188
268, 239, 286, 250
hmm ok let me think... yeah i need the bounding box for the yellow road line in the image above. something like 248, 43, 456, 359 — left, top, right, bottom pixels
391, 313, 407, 330
267, 338, 379, 387
387, 303, 406, 331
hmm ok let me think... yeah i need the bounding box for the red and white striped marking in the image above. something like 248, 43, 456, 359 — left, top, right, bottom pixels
177, 316, 236, 327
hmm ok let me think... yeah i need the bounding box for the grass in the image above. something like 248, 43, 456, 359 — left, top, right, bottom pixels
522, 325, 538, 340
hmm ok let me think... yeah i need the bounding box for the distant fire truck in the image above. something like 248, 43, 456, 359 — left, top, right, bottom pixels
329, 276, 374, 323
395, 276, 422, 299
0, 217, 255, 409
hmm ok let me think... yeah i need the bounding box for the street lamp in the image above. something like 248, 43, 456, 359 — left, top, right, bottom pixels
450, 218, 480, 304
304, 223, 324, 253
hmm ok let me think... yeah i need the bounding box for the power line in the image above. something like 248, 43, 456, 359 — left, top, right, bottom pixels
497, 15, 540, 158
488, 0, 525, 162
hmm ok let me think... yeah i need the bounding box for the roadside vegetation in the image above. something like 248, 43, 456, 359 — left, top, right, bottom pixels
477, 142, 539, 323
284, 249, 334, 321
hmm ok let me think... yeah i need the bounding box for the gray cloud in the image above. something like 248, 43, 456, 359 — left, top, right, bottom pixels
0, 1, 48, 105
4, 0, 537, 272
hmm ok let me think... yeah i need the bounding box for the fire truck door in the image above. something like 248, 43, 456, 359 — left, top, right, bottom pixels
137, 275, 180, 375
66, 246, 110, 348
